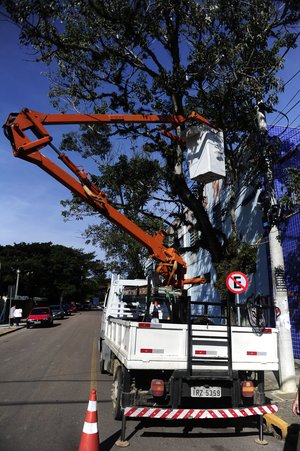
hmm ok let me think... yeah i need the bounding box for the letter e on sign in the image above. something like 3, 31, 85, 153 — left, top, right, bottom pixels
226, 271, 249, 294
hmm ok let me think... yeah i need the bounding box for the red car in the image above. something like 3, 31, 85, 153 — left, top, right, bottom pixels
69, 304, 77, 313
26, 306, 53, 328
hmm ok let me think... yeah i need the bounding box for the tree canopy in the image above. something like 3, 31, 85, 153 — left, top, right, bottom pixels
1, 0, 299, 279
0, 242, 107, 303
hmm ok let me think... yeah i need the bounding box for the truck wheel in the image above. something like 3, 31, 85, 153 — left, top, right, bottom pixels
111, 365, 123, 420
100, 352, 106, 374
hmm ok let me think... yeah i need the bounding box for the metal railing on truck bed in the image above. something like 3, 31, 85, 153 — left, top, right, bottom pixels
107, 295, 147, 320
187, 296, 276, 377
187, 298, 232, 377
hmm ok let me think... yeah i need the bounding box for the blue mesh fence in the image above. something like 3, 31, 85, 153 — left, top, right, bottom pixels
268, 125, 300, 357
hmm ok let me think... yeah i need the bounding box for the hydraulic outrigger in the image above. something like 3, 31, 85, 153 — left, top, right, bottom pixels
4, 108, 213, 288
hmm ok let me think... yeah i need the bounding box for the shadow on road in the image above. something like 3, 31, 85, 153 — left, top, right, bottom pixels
110, 417, 284, 447
100, 429, 121, 451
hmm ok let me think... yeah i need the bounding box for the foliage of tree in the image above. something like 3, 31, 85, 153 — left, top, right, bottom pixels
277, 149, 300, 212
59, 147, 166, 276
1, 1, 299, 283
0, 243, 107, 303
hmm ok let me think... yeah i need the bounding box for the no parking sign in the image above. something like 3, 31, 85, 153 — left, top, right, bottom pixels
226, 271, 249, 294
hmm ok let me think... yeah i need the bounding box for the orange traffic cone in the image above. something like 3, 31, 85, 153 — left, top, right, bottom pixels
79, 389, 100, 451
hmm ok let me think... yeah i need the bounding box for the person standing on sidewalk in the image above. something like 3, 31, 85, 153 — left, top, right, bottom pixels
293, 389, 299, 416
292, 386, 300, 451
13, 306, 23, 326
9, 305, 16, 326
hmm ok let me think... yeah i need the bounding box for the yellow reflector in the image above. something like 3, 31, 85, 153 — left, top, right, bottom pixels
242, 381, 254, 398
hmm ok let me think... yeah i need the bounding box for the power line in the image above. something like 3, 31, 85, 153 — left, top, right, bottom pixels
275, 86, 300, 116
289, 112, 300, 127
269, 69, 300, 127
283, 69, 300, 88
270, 93, 300, 128
285, 98, 300, 117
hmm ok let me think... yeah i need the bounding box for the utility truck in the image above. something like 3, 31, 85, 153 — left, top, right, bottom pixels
4, 108, 278, 444
100, 274, 278, 443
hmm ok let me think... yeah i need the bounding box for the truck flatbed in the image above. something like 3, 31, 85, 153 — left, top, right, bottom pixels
105, 317, 278, 371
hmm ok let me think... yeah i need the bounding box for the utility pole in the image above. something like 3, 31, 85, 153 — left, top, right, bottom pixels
257, 106, 296, 393
15, 269, 20, 300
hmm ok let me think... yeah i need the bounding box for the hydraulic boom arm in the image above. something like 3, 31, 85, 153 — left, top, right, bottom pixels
4, 108, 212, 288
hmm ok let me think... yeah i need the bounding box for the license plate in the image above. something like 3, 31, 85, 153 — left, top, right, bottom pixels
33, 321, 41, 324
191, 386, 221, 398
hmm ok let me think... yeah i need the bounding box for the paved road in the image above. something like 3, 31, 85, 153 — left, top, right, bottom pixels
0, 311, 292, 451
99, 371, 289, 451
0, 311, 100, 451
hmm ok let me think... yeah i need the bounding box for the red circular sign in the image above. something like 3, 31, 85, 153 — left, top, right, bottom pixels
226, 271, 249, 294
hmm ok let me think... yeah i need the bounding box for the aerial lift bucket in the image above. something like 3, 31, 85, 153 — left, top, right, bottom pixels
186, 124, 225, 184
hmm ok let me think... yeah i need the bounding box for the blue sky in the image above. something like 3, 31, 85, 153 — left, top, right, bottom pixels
0, 19, 103, 258
0, 17, 299, 260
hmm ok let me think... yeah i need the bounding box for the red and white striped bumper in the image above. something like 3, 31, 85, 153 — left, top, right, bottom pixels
124, 404, 278, 419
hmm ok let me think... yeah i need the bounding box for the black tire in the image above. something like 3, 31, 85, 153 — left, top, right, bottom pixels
26, 324, 30, 329
111, 365, 123, 420
100, 352, 106, 374
99, 340, 107, 374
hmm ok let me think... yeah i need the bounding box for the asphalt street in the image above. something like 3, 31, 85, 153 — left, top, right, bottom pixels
0, 311, 297, 450
0, 311, 100, 451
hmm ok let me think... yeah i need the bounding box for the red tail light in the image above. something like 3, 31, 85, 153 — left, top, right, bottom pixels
150, 379, 165, 397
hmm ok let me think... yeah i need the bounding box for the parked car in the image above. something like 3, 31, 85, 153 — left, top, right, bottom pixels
69, 304, 77, 313
61, 304, 71, 316
82, 300, 92, 310
75, 302, 84, 311
27, 307, 53, 328
50, 305, 65, 320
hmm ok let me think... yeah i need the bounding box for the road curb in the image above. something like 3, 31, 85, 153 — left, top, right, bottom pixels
263, 413, 289, 439
0, 328, 18, 336
0, 326, 25, 336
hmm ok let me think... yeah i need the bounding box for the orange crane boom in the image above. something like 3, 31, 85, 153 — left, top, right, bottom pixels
4, 108, 212, 288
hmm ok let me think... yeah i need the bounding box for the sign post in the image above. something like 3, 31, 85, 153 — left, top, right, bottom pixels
237, 294, 241, 326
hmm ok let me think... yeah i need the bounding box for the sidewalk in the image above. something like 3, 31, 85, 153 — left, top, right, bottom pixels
0, 321, 26, 335
264, 361, 300, 445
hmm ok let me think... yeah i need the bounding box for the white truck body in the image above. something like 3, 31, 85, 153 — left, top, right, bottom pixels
101, 275, 278, 373
104, 318, 278, 371
100, 275, 279, 436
